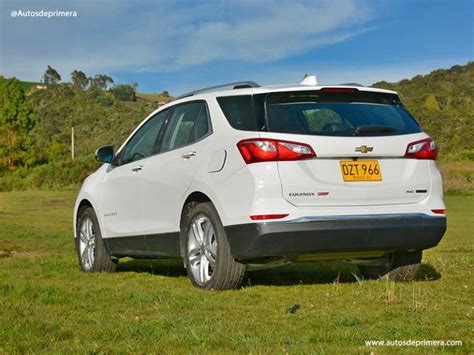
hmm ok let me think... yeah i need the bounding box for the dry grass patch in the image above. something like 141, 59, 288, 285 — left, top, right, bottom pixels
438, 161, 474, 194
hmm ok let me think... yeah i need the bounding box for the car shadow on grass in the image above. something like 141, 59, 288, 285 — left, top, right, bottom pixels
118, 258, 188, 277
415, 263, 442, 281
117, 259, 441, 286
246, 262, 441, 286
245, 261, 360, 286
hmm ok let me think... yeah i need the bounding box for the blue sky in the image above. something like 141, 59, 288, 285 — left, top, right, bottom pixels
1, 0, 473, 95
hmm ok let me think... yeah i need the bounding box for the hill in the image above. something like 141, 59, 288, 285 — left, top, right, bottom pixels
373, 62, 474, 160
26, 85, 164, 159
0, 81, 173, 190
0, 77, 173, 105
0, 63, 472, 191
0, 78, 42, 92
136, 92, 172, 105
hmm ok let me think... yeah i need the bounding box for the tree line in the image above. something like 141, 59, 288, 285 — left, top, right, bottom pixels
42, 65, 137, 101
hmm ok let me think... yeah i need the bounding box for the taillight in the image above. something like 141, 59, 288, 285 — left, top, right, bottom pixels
431, 209, 446, 215
237, 139, 316, 164
405, 138, 438, 160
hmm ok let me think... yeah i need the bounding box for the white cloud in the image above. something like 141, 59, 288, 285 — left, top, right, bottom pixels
0, 0, 373, 81
167, 0, 372, 68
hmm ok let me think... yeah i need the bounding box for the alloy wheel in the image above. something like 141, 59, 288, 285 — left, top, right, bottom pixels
79, 217, 96, 271
187, 214, 217, 284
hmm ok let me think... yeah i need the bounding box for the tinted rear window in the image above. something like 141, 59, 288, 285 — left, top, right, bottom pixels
217, 95, 257, 131
218, 90, 421, 136
217, 95, 266, 131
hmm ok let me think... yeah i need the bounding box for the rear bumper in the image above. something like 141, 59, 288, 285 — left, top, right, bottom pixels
224, 214, 446, 261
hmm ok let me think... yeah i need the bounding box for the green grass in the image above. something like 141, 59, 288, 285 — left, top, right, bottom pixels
0, 191, 472, 353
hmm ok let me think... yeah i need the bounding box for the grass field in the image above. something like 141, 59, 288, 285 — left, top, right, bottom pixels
0, 191, 472, 353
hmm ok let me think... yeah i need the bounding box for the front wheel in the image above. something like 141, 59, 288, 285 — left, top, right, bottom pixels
182, 202, 245, 290
75, 206, 117, 273
358, 250, 422, 281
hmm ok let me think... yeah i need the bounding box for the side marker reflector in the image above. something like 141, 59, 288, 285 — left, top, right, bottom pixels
250, 214, 289, 221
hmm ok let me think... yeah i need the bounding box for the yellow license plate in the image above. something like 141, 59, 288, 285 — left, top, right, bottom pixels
340, 160, 382, 182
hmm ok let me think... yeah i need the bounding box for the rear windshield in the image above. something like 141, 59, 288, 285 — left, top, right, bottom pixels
217, 90, 421, 136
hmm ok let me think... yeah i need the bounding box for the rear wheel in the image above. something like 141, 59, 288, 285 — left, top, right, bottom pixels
75, 206, 117, 273
358, 250, 422, 281
182, 202, 245, 290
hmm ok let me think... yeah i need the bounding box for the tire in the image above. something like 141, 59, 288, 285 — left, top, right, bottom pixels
75, 206, 117, 273
358, 250, 422, 281
182, 202, 245, 290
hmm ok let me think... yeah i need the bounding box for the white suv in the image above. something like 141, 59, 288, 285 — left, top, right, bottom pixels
74, 80, 447, 290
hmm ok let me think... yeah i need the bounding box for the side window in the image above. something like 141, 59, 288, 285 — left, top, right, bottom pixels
193, 104, 210, 141
217, 95, 259, 131
161, 102, 210, 152
121, 109, 168, 164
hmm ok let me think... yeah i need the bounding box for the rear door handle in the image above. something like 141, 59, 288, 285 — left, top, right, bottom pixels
181, 151, 196, 159
131, 165, 143, 172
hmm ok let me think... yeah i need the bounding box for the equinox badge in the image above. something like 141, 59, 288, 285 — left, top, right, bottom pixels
355, 145, 373, 153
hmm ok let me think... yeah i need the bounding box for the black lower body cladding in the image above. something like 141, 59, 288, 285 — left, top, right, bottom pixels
224, 214, 446, 261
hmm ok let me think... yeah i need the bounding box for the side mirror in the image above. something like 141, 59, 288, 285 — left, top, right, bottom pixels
95, 145, 115, 163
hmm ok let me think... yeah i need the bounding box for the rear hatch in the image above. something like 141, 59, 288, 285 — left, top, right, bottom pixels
267, 132, 430, 206
262, 89, 430, 207
217, 88, 434, 208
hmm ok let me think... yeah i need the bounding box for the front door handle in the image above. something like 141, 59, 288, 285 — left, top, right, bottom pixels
131, 165, 143, 172
181, 151, 196, 159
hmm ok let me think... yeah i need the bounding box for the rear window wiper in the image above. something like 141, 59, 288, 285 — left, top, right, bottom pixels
354, 125, 397, 136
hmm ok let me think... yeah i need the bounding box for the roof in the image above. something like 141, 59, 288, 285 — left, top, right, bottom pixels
173, 81, 398, 103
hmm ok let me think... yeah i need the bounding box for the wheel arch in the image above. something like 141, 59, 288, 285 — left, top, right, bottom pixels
178, 191, 216, 258
77, 199, 93, 215
74, 194, 102, 239
74, 199, 93, 237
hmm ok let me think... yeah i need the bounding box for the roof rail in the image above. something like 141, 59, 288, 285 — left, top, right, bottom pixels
174, 81, 260, 100
339, 83, 365, 87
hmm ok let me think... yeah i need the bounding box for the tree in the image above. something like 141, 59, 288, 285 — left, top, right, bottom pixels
89, 74, 114, 90
87, 87, 114, 106
71, 70, 89, 89
111, 84, 137, 101
42, 65, 61, 84
0, 78, 36, 170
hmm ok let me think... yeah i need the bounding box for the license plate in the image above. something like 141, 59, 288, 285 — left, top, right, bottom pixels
340, 160, 382, 182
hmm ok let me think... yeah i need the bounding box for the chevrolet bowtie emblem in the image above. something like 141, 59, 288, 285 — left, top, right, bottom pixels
355, 145, 373, 153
